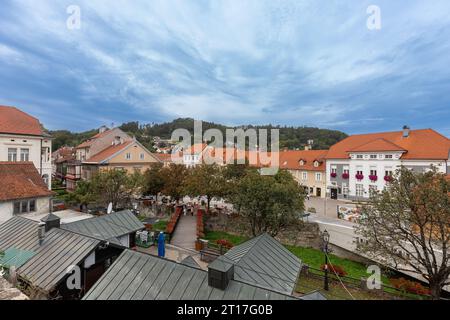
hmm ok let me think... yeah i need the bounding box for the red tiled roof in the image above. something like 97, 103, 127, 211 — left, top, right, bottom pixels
0, 106, 44, 136
183, 143, 208, 155
326, 129, 450, 160
84, 141, 133, 164
0, 162, 53, 201
279, 150, 328, 171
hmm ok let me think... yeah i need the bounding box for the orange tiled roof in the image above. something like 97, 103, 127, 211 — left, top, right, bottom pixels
326, 129, 450, 160
348, 138, 406, 152
153, 153, 173, 162
0, 106, 44, 136
84, 141, 133, 163
279, 150, 328, 171
183, 143, 208, 155
0, 162, 53, 201
76, 130, 112, 149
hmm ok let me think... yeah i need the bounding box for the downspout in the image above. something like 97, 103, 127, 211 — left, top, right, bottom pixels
40, 138, 43, 176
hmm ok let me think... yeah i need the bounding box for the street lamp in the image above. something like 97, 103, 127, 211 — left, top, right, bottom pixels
322, 230, 330, 291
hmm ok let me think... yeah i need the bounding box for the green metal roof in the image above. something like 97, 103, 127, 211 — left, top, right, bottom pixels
221, 233, 302, 295
0, 216, 40, 252
83, 250, 298, 300
0, 247, 36, 269
60, 210, 144, 243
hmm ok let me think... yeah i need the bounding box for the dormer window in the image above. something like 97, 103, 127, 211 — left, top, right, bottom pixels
299, 160, 305, 166
314, 161, 320, 167
356, 155, 363, 159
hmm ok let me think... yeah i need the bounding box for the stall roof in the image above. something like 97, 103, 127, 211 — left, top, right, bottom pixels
0, 216, 40, 252
18, 228, 100, 293
60, 210, 144, 243
83, 250, 298, 300
221, 233, 302, 295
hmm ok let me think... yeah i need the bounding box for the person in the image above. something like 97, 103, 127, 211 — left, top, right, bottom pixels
306, 193, 310, 201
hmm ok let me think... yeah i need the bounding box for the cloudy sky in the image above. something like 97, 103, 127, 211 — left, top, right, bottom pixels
1, 0, 449, 135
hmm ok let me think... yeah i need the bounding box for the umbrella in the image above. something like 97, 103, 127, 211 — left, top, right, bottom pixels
157, 232, 166, 258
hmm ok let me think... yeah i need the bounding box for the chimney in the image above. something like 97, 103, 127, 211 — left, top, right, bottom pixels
99, 125, 108, 134
208, 257, 234, 290
40, 213, 61, 232
402, 125, 410, 138
113, 136, 122, 145
38, 222, 46, 245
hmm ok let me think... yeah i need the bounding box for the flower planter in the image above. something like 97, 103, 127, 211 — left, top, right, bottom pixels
369, 175, 378, 182
330, 173, 337, 178
384, 176, 393, 182
355, 174, 364, 180
342, 173, 349, 179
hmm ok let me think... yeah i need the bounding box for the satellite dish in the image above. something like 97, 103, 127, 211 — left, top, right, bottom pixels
107, 202, 113, 214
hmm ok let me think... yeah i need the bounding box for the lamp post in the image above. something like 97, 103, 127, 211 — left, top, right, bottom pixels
322, 230, 330, 291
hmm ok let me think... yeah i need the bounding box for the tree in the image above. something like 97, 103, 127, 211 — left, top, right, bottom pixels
226, 169, 304, 237
143, 163, 165, 201
65, 180, 97, 211
159, 164, 188, 202
356, 167, 450, 299
90, 169, 143, 209
183, 164, 226, 210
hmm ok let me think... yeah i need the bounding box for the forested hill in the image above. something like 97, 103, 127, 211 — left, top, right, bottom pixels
50, 118, 348, 151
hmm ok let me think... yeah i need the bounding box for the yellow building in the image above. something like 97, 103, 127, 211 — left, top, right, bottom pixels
82, 138, 160, 179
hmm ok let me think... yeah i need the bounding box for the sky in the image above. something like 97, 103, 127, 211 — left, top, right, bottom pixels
0, 0, 449, 136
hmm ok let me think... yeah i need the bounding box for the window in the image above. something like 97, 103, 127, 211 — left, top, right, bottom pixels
302, 172, 308, 180
331, 167, 337, 174
385, 155, 393, 159
370, 169, 377, 176
8, 148, 17, 162
356, 155, 363, 159
370, 154, 377, 159
385, 169, 393, 177
42, 174, 49, 186
126, 153, 132, 160
314, 161, 320, 167
369, 185, 378, 194
343, 184, 349, 195
299, 160, 305, 166
29, 200, 36, 212
140, 153, 145, 160
13, 202, 20, 214
356, 184, 364, 197
20, 148, 30, 162
343, 168, 350, 175
21, 201, 28, 213
315, 173, 322, 181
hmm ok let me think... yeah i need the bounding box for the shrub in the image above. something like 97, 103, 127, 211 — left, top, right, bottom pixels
320, 263, 347, 277
216, 239, 234, 249
390, 278, 430, 296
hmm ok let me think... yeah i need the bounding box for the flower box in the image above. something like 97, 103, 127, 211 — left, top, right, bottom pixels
384, 175, 393, 182
369, 175, 378, 182
342, 173, 349, 179
330, 172, 337, 178
355, 174, 364, 180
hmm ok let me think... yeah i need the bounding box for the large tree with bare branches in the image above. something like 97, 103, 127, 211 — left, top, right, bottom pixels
356, 167, 450, 299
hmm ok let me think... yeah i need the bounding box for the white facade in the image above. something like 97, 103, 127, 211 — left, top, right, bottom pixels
326, 152, 448, 200
0, 133, 52, 189
0, 196, 51, 224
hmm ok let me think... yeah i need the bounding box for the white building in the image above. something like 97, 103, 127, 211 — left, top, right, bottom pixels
0, 106, 52, 189
0, 162, 53, 223
325, 127, 450, 200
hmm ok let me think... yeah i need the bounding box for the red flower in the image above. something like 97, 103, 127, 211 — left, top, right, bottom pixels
369, 175, 378, 182
330, 172, 337, 178
355, 174, 364, 180
384, 175, 393, 182
342, 173, 349, 179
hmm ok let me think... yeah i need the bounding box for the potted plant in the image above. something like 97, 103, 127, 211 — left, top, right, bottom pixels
369, 175, 378, 182
355, 173, 364, 180
330, 172, 337, 178
384, 175, 393, 182
342, 173, 349, 179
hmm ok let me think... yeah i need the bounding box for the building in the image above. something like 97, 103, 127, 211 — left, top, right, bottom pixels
325, 127, 450, 200
82, 138, 160, 177
52, 146, 75, 184
0, 106, 52, 189
182, 143, 209, 167
0, 162, 54, 223
279, 150, 328, 197
83, 233, 308, 300
66, 127, 160, 190
0, 210, 144, 299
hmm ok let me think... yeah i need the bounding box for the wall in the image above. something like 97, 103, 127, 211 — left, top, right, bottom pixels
0, 196, 50, 224
288, 169, 327, 198
106, 142, 159, 173
0, 134, 52, 189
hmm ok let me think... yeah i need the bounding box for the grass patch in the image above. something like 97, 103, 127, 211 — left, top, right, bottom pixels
152, 220, 168, 232
204, 231, 249, 246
